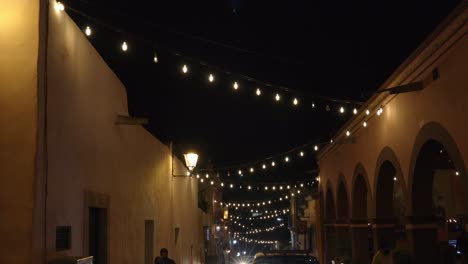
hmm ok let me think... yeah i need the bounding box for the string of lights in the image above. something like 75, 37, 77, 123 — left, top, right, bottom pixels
234, 236, 277, 245
204, 178, 317, 191
234, 223, 286, 234
229, 210, 289, 221
55, 1, 364, 117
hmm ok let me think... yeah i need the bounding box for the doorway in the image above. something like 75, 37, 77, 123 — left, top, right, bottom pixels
89, 207, 108, 264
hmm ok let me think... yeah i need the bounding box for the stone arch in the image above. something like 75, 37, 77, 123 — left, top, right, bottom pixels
336, 174, 350, 222
350, 163, 373, 264
407, 122, 468, 263
351, 163, 373, 219
408, 122, 468, 216
325, 180, 336, 221
374, 146, 408, 220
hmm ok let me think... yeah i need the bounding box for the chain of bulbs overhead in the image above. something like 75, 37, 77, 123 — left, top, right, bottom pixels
200, 178, 317, 191
230, 209, 289, 221
234, 236, 277, 245
56, 0, 388, 174
233, 223, 286, 234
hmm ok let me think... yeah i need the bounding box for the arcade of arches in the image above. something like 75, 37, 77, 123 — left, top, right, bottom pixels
316, 6, 468, 264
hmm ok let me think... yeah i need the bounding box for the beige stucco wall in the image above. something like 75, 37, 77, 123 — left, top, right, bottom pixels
0, 1, 41, 263
45, 2, 204, 263
317, 8, 468, 219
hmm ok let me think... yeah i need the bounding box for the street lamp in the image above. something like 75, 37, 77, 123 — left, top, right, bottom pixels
171, 143, 199, 177
184, 153, 199, 171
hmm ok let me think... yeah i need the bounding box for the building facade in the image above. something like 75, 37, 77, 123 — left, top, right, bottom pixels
1, 1, 206, 264
317, 4, 468, 264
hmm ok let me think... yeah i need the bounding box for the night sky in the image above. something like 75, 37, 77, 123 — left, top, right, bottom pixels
65, 0, 461, 246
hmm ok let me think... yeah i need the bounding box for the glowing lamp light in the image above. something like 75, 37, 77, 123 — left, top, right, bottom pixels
271, 161, 276, 167
312, 103, 315, 108
250, 167, 254, 173
233, 81, 239, 90
285, 156, 289, 162
456, 171, 460, 176
121, 41, 128, 51
393, 177, 397, 181
314, 145, 319, 151
238, 170, 242, 175
200, 178, 204, 183
330, 139, 334, 144
339, 106, 345, 113
55, 1, 65, 11
205, 174, 209, 179
300, 151, 304, 157
182, 64, 188, 74
209, 73, 214, 82
275, 93, 281, 101
262, 164, 266, 169
377, 107, 383, 116
363, 121, 367, 127
84, 26, 92, 36
184, 153, 198, 171
346, 130, 350, 137
256, 88, 262, 96
293, 98, 299, 105
230, 184, 234, 188
248, 185, 251, 190
353, 108, 358, 114
366, 109, 370, 115
153, 53, 158, 63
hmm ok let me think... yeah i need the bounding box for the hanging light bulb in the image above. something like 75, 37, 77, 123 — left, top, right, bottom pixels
363, 121, 367, 127
275, 93, 281, 101
339, 106, 345, 114
377, 107, 383, 116
300, 151, 304, 157
121, 41, 128, 51
230, 184, 234, 188
196, 174, 200, 179
84, 26, 92, 36
238, 170, 242, 175
233, 81, 239, 90
206, 174, 209, 179
330, 139, 333, 144
293, 98, 299, 106
209, 73, 214, 82
312, 103, 315, 108
353, 108, 358, 114
366, 109, 370, 115
346, 130, 350, 137
211, 181, 214, 185
265, 186, 268, 191
314, 145, 319, 151
262, 164, 266, 169
256, 88, 261, 96
250, 167, 254, 173
248, 185, 251, 190
271, 161, 276, 167
285, 156, 289, 162
182, 64, 188, 74
200, 178, 204, 183
55, 1, 65, 11
221, 183, 224, 187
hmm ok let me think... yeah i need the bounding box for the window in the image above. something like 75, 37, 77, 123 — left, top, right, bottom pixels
56, 226, 72, 251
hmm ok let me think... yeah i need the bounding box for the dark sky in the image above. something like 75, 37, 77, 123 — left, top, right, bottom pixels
65, 0, 461, 246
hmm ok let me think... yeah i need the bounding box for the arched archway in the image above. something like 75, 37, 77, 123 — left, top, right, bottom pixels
373, 147, 408, 253
408, 122, 468, 263
336, 176, 351, 262
350, 164, 373, 264
324, 185, 337, 263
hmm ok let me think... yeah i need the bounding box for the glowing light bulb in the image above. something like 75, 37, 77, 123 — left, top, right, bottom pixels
182, 64, 188, 73
256, 88, 261, 96
248, 185, 251, 190
455, 171, 460, 176
293, 98, 299, 105
377, 107, 383, 116
363, 121, 367, 127
366, 109, 370, 115
209, 74, 214, 82
300, 151, 304, 157
314, 145, 319, 151
121, 41, 128, 51
238, 170, 242, 175
153, 53, 158, 63
340, 106, 345, 113
250, 167, 254, 173
275, 93, 280, 101
280, 186, 283, 190
285, 156, 289, 162
55, 1, 65, 11
200, 178, 204, 183
233, 81, 239, 90
272, 186, 276, 190
265, 186, 268, 190
230, 184, 234, 188
221, 183, 224, 187
353, 108, 357, 114
262, 164, 266, 169
346, 130, 350, 137
211, 181, 214, 185
84, 26, 92, 36
186, 171, 191, 176
393, 177, 397, 181
312, 103, 315, 108
271, 161, 276, 167
330, 139, 333, 143
206, 174, 209, 178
